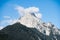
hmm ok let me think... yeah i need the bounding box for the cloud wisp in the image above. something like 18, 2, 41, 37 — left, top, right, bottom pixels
15, 6, 42, 19
3, 16, 11, 19
0, 26, 4, 30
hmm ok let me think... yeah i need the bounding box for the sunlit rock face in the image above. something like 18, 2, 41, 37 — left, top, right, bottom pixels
18, 13, 49, 35
17, 12, 60, 36
18, 13, 41, 28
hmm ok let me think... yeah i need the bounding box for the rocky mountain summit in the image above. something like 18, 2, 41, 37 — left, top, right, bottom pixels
0, 12, 60, 40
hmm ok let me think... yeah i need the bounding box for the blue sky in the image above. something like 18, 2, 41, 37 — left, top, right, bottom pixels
0, 0, 60, 29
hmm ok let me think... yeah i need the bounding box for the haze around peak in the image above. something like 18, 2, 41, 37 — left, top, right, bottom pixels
15, 6, 42, 19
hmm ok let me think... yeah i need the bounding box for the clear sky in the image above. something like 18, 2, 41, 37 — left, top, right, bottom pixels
0, 0, 60, 29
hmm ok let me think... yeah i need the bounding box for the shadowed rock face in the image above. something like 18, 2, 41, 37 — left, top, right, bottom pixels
0, 23, 40, 40
0, 22, 60, 40
0, 31, 8, 40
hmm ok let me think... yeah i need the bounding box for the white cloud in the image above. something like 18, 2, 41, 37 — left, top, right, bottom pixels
0, 19, 18, 27
1, 16, 18, 28
25, 7, 39, 13
15, 6, 42, 19
3, 16, 11, 19
0, 26, 4, 30
15, 6, 25, 17
8, 19, 18, 25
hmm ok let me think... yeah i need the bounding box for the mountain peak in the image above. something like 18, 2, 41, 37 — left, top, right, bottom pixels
16, 12, 60, 36
0, 13, 60, 40
18, 12, 42, 28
